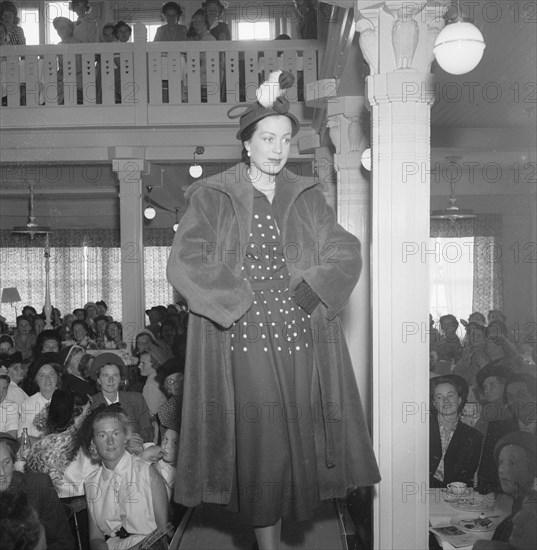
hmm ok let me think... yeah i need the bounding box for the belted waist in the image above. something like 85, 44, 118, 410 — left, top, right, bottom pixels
250, 277, 290, 291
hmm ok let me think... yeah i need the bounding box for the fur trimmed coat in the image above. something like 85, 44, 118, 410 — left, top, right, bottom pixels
167, 163, 380, 507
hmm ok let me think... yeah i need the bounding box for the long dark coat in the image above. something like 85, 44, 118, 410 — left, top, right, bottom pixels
167, 163, 380, 507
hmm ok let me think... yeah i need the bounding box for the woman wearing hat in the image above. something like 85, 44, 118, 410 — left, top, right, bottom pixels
167, 71, 380, 548
430, 374, 483, 488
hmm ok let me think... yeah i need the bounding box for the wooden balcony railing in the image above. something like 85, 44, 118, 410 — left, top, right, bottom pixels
0, 25, 321, 129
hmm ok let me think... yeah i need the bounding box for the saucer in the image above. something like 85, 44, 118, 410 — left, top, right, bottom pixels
449, 493, 496, 512
443, 488, 470, 502
451, 516, 500, 533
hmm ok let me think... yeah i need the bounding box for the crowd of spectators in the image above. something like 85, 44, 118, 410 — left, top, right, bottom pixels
429, 309, 536, 548
0, 297, 187, 549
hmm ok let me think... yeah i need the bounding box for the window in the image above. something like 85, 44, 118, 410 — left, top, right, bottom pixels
19, 7, 40, 45
429, 237, 474, 324
237, 21, 271, 40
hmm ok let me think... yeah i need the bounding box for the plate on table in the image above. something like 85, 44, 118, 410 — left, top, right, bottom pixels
449, 493, 496, 512
450, 515, 500, 533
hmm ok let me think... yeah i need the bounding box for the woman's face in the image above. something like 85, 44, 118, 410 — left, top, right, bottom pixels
116, 25, 131, 42
73, 323, 87, 342
138, 354, 154, 377
165, 8, 179, 25
98, 364, 121, 394
42, 338, 59, 354
96, 319, 108, 335
7, 362, 26, 384
192, 14, 206, 34
35, 365, 58, 395
482, 376, 505, 403
17, 319, 31, 334
0, 378, 9, 403
165, 372, 183, 397
498, 445, 533, 495
86, 306, 97, 320
245, 116, 292, 177
108, 323, 120, 339
0, 24, 6, 44
92, 416, 127, 464
161, 428, 179, 464
33, 318, 45, 335
433, 382, 461, 417
1, 10, 15, 26
0, 341, 13, 355
205, 2, 220, 24
136, 334, 152, 353
161, 324, 176, 342
0, 442, 14, 492
102, 26, 115, 42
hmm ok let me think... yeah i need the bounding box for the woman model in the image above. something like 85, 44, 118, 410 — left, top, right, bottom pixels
167, 71, 380, 549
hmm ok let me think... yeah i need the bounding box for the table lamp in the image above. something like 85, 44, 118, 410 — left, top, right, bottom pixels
1, 287, 22, 318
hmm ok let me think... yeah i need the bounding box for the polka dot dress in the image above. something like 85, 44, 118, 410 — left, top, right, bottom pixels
227, 189, 319, 526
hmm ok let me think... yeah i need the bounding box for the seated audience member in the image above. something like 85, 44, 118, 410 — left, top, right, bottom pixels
1, 352, 28, 405
158, 318, 179, 356
32, 316, 45, 337
61, 345, 97, 396
81, 405, 169, 548
460, 312, 487, 345
19, 354, 63, 441
83, 302, 99, 336
156, 356, 185, 437
101, 22, 116, 42
453, 321, 491, 387
489, 309, 507, 324
434, 314, 462, 363
93, 315, 109, 348
477, 373, 536, 494
71, 320, 98, 350
114, 20, 132, 42
0, 334, 15, 356
430, 374, 483, 488
155, 427, 179, 498
52, 16, 78, 43
134, 328, 162, 356
186, 8, 216, 40
34, 330, 61, 358
0, 370, 18, 436
22, 306, 37, 319
0, 490, 47, 550
486, 321, 525, 368
73, 308, 85, 321
69, 0, 97, 43
0, 433, 74, 550
59, 313, 75, 342
490, 432, 537, 543
103, 321, 127, 350
474, 363, 514, 436
139, 350, 168, 417
154, 1, 187, 41
145, 306, 168, 338
203, 0, 231, 40
0, 1, 25, 44
89, 353, 153, 443
26, 390, 93, 494
13, 315, 37, 362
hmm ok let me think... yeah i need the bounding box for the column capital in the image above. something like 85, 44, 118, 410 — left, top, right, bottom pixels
355, 1, 447, 76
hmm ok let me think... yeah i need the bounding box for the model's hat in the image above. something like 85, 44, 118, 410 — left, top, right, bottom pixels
228, 71, 299, 140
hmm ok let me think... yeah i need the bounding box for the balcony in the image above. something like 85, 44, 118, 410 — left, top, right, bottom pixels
0, 25, 321, 133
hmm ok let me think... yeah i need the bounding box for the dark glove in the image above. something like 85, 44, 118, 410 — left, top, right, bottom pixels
278, 71, 295, 89
293, 281, 321, 315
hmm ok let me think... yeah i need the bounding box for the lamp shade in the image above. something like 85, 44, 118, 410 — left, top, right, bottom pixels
1, 287, 21, 304
434, 21, 485, 75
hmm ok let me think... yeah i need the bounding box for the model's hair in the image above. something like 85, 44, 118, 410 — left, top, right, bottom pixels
0, 491, 43, 550
0, 1, 20, 24
80, 403, 129, 451
240, 121, 259, 165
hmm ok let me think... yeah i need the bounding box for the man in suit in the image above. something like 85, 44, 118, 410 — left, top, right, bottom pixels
89, 353, 153, 443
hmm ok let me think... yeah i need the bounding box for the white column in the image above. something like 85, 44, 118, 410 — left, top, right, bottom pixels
355, 1, 446, 548
113, 158, 146, 346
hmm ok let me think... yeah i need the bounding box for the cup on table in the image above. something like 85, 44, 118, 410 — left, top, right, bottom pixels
447, 481, 467, 496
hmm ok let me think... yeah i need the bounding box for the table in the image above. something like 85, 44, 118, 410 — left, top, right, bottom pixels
429, 489, 512, 549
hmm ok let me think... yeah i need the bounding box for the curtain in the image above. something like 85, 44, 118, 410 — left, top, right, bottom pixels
0, 227, 176, 324
430, 215, 503, 316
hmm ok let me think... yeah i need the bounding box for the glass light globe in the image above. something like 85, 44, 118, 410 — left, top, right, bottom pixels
144, 205, 156, 220
173, 222, 179, 232
434, 21, 485, 75
361, 147, 372, 171
189, 163, 203, 178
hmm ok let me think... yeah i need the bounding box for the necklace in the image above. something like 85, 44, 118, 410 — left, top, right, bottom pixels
247, 168, 276, 191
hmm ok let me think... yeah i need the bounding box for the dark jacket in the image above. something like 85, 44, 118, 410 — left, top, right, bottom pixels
91, 390, 153, 442
167, 163, 380, 507
430, 415, 483, 487
9, 471, 74, 550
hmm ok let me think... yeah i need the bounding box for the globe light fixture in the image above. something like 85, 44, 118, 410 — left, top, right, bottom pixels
173, 207, 180, 232
189, 146, 205, 178
144, 186, 156, 220
361, 147, 371, 171
433, 4, 485, 75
